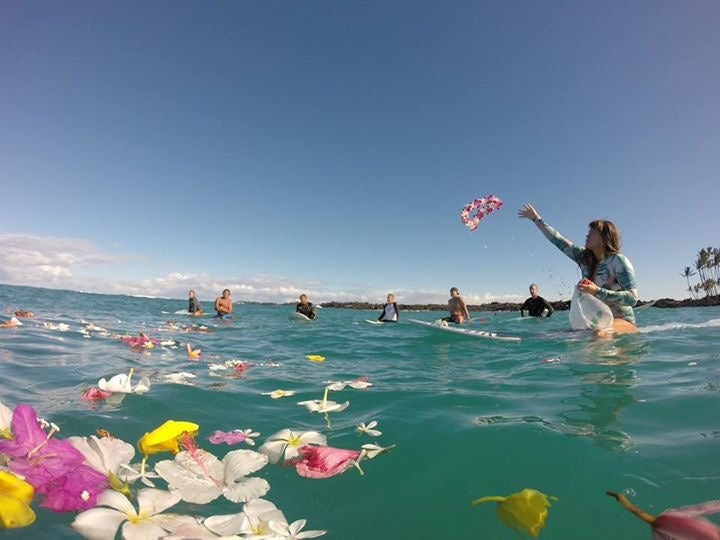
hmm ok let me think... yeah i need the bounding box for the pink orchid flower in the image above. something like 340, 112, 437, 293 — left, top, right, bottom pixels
608, 491, 720, 540
290, 445, 361, 479
208, 429, 258, 446
81, 387, 112, 401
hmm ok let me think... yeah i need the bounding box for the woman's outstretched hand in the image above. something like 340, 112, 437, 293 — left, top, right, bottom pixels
518, 203, 540, 221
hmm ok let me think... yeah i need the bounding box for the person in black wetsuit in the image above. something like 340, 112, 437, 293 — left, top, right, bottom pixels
520, 283, 554, 317
296, 294, 317, 320
377, 293, 399, 322
188, 290, 202, 316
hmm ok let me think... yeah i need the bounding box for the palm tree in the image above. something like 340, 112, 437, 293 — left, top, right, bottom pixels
680, 266, 697, 299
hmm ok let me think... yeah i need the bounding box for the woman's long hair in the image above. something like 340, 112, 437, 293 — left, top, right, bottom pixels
580, 220, 622, 279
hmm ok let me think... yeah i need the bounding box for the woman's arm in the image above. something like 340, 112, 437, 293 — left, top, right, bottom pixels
394, 302, 399, 320
518, 204, 583, 264
542, 298, 555, 316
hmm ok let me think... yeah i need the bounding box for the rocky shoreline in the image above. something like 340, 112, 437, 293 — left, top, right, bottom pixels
320, 295, 720, 312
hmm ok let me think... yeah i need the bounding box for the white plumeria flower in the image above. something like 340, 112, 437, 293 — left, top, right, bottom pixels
360, 443, 396, 460
117, 462, 161, 488
297, 399, 349, 414
155, 448, 269, 504
69, 435, 135, 477
98, 369, 150, 394
356, 420, 382, 437
208, 363, 228, 371
238, 428, 260, 446
258, 429, 327, 464
163, 372, 197, 385
71, 488, 195, 540
270, 519, 326, 539
237, 499, 288, 539
323, 379, 373, 391
262, 389, 296, 399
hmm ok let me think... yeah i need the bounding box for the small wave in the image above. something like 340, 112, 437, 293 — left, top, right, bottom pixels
639, 318, 720, 334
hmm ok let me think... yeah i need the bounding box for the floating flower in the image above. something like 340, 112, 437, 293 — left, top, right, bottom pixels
298, 388, 349, 414
186, 343, 202, 360
0, 400, 12, 438
270, 519, 326, 539
82, 388, 113, 401
98, 369, 150, 395
356, 421, 381, 437
137, 420, 199, 457
41, 463, 108, 512
117, 463, 161, 488
305, 355, 325, 363
238, 499, 288, 539
323, 378, 372, 391
162, 372, 197, 385
155, 448, 270, 504
69, 435, 135, 479
607, 491, 720, 539
258, 429, 327, 464
359, 443, 395, 460
0, 470, 36, 528
71, 488, 195, 540
291, 445, 362, 479
262, 389, 296, 399
208, 429, 259, 446
471, 488, 558, 538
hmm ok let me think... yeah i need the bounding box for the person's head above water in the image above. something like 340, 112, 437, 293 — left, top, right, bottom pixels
189, 290, 196, 298
450, 287, 460, 297
222, 289, 231, 298
582, 220, 622, 277
529, 283, 538, 297
299, 294, 308, 304
387, 293, 395, 303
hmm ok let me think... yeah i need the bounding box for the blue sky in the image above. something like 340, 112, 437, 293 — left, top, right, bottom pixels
1, 1, 718, 302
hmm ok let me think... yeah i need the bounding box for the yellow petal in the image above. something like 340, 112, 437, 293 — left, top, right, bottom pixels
306, 355, 325, 362
472, 488, 557, 538
0, 471, 34, 505
0, 494, 35, 528
137, 420, 199, 455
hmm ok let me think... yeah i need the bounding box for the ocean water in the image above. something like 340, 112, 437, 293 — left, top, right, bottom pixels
1, 284, 719, 539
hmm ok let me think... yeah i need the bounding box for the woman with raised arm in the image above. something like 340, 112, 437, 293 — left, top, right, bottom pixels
518, 203, 638, 334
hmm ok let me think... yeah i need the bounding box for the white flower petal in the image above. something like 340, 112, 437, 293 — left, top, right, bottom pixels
0, 400, 12, 432
223, 449, 268, 481
257, 439, 287, 464
223, 476, 271, 503
297, 432, 327, 446
96, 490, 137, 516
136, 488, 182, 516
71, 507, 126, 540
203, 513, 246, 536
150, 514, 199, 534
155, 456, 222, 505
121, 519, 168, 540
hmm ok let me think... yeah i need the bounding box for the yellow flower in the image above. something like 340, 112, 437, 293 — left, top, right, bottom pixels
0, 471, 36, 528
306, 355, 325, 362
471, 488, 558, 538
137, 420, 199, 456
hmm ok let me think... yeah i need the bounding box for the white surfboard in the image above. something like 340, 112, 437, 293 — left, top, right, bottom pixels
365, 319, 384, 325
290, 312, 313, 322
409, 319, 521, 342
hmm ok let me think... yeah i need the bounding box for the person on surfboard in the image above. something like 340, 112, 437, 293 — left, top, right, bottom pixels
188, 290, 203, 316
448, 287, 471, 323
377, 293, 399, 322
296, 294, 317, 320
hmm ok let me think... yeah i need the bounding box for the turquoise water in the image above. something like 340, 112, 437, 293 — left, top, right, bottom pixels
1, 284, 719, 539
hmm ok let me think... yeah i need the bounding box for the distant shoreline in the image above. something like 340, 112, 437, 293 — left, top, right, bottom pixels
318, 296, 720, 312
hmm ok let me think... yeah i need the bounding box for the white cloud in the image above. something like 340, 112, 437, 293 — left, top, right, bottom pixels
0, 233, 523, 304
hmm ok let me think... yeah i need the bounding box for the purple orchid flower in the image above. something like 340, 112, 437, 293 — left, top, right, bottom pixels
0, 403, 108, 511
